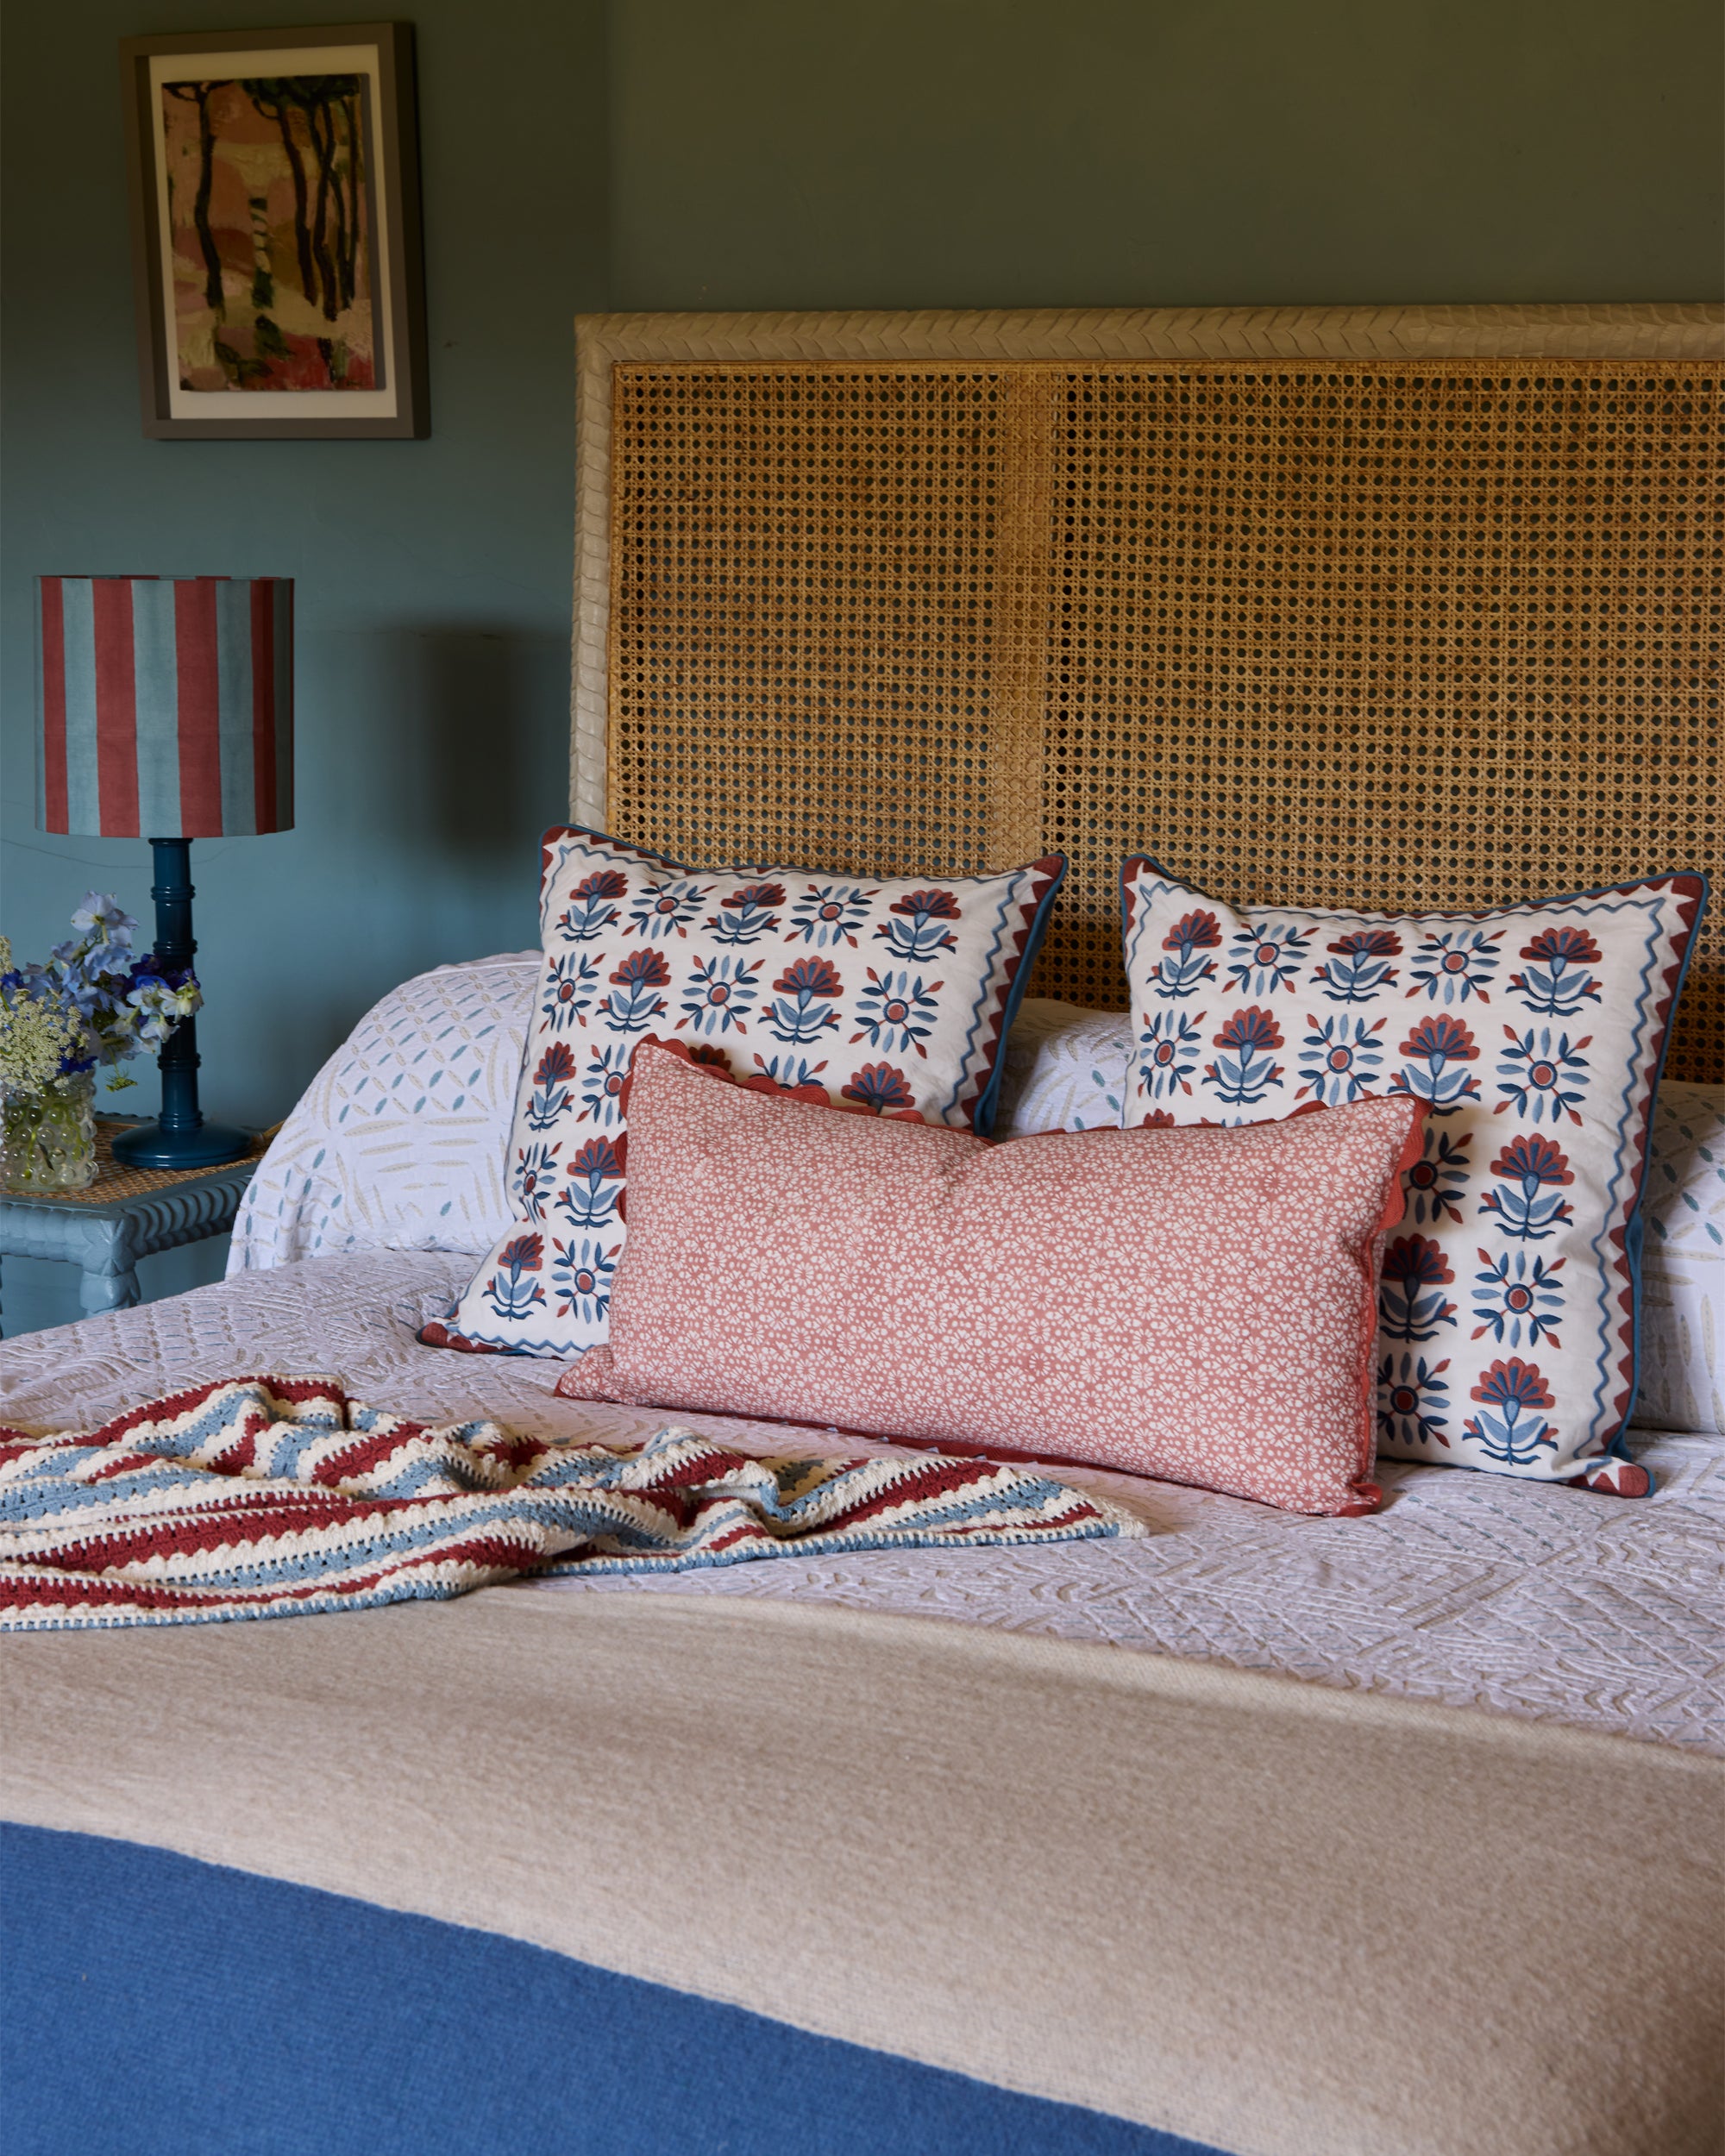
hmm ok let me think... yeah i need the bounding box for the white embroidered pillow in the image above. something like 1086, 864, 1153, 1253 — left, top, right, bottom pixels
425, 829, 1063, 1356
1120, 861, 1708, 1494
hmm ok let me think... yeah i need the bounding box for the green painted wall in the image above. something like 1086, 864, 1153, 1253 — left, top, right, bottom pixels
3, 0, 1718, 1332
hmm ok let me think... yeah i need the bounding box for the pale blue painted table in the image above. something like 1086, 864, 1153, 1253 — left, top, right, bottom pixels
0, 1120, 261, 1338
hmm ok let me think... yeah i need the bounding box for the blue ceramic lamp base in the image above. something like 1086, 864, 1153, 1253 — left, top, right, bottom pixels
108, 838, 250, 1173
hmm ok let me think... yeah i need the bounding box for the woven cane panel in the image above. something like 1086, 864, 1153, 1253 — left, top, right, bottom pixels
608, 360, 1722, 1080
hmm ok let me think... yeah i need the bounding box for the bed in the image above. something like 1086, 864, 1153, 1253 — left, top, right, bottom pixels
4, 303, 1723, 2156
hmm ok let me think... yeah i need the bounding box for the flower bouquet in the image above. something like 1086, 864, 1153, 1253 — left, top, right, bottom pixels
0, 895, 201, 1192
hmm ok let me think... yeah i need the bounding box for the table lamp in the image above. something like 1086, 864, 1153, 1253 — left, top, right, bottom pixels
35, 574, 293, 1169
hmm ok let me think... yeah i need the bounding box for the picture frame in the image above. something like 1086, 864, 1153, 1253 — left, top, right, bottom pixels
121, 22, 428, 439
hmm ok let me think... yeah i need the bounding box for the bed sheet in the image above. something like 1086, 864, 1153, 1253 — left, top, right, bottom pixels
3, 1249, 1721, 1754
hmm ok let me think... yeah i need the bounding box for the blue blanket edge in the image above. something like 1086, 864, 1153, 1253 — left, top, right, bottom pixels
1, 1824, 1228, 2156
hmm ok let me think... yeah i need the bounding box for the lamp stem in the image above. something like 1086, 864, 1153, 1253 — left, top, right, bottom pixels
109, 837, 248, 1170
149, 837, 202, 1138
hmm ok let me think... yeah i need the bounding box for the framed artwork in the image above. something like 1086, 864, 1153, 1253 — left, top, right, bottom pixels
121, 22, 428, 439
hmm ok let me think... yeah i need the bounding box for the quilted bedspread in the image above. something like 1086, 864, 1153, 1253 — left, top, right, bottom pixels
3, 1248, 1721, 1751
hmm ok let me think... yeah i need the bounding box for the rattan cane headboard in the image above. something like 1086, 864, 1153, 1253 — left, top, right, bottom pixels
573, 308, 1724, 1080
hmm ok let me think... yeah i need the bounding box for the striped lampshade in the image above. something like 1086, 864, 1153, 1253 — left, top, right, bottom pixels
36, 576, 293, 837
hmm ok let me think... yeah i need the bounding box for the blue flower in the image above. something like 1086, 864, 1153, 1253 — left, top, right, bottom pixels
1463, 1357, 1559, 1467
875, 888, 962, 962
1202, 1006, 1283, 1107
1409, 927, 1503, 1004
1138, 1010, 1202, 1099
1496, 1026, 1590, 1125
1378, 1236, 1458, 1342
841, 1062, 917, 1112
541, 952, 600, 1031
1313, 928, 1402, 1003
580, 1044, 630, 1125
1296, 1013, 1386, 1104
1471, 1250, 1565, 1348
483, 1232, 546, 1322
1224, 921, 1312, 996
1477, 1133, 1575, 1240
788, 883, 877, 949
555, 1136, 626, 1230
552, 1237, 618, 1326
512, 1142, 561, 1222
1507, 926, 1603, 1018
1377, 1352, 1452, 1449
524, 1043, 578, 1131
852, 969, 941, 1056
1404, 1125, 1472, 1226
600, 949, 672, 1034
706, 883, 787, 946
1389, 1014, 1482, 1106
680, 955, 762, 1035
554, 868, 628, 943
1149, 909, 1224, 1000
625, 878, 710, 940
763, 956, 843, 1044
754, 1053, 831, 1091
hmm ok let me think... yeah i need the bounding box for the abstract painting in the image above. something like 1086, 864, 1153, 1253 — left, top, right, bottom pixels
124, 26, 427, 438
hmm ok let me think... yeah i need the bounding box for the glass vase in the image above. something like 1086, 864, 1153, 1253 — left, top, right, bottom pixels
1, 1071, 99, 1193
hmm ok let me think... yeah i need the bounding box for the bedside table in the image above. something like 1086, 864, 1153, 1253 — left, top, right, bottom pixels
0, 1118, 267, 1338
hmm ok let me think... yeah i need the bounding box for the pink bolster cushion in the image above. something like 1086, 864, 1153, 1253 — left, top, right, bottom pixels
557, 1044, 1428, 1515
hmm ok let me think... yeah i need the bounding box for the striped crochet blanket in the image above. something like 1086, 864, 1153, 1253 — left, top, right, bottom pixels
0, 1376, 1141, 1630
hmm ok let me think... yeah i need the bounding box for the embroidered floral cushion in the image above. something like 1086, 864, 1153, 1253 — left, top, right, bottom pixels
557, 1045, 1426, 1516
1120, 861, 1709, 1493
424, 829, 1064, 1356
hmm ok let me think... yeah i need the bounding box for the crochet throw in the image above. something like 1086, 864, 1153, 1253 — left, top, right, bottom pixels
0, 1376, 1142, 1631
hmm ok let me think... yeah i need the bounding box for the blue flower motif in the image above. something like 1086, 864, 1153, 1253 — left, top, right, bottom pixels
541, 952, 600, 1031
483, 1233, 546, 1323
1378, 1236, 1458, 1342
552, 1237, 618, 1326
1477, 1133, 1576, 1239
875, 888, 963, 962
852, 969, 941, 1057
1296, 1013, 1386, 1104
1389, 1014, 1482, 1106
1507, 926, 1603, 1018
1471, 1250, 1565, 1348
1138, 1010, 1203, 1099
554, 868, 628, 943
1313, 929, 1402, 1003
1409, 927, 1503, 1004
1148, 909, 1224, 1000
706, 883, 787, 946
524, 1043, 578, 1131
1224, 921, 1312, 996
789, 883, 878, 949
1496, 1026, 1590, 1125
680, 955, 762, 1035
600, 949, 672, 1034
1377, 1352, 1452, 1449
763, 956, 844, 1044
1404, 1125, 1472, 1227
841, 1062, 917, 1112
580, 1044, 630, 1125
512, 1142, 561, 1223
625, 878, 710, 940
555, 1136, 626, 1231
1202, 1006, 1283, 1107
1463, 1357, 1559, 1467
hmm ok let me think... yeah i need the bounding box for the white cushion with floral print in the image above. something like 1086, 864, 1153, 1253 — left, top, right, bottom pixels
424, 828, 1064, 1357
1120, 859, 1709, 1494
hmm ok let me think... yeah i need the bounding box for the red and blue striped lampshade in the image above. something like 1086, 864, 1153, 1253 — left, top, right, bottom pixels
36, 576, 293, 837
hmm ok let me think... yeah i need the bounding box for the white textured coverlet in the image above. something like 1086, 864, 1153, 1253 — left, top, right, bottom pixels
4, 1249, 1721, 1754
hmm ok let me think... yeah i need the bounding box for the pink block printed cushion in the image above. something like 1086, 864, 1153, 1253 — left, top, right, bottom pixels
1120, 861, 1709, 1495
556, 1044, 1427, 1517
425, 829, 1064, 1357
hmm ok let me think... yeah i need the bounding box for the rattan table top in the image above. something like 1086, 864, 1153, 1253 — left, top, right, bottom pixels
3, 1120, 271, 1210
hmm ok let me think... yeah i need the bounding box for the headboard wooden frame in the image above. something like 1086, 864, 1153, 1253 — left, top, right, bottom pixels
573, 306, 1723, 1079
